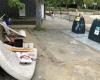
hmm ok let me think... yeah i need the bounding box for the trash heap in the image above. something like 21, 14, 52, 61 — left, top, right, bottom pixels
72, 14, 85, 34
88, 19, 100, 43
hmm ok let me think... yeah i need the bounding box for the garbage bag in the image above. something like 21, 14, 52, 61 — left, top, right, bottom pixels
72, 16, 85, 34
88, 19, 100, 43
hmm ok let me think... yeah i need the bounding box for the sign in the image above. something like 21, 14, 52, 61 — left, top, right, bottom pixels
94, 26, 100, 35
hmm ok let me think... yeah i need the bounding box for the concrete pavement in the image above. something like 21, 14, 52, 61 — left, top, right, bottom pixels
31, 16, 100, 80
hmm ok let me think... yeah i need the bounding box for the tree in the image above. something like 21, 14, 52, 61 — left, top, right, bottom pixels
83, 0, 94, 6
8, 0, 24, 9
35, 0, 42, 30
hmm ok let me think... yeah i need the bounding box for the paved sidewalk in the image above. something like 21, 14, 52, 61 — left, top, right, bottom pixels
0, 15, 100, 80
31, 17, 100, 80
62, 30, 100, 51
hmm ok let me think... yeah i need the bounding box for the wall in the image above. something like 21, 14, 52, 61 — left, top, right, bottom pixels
0, 0, 36, 18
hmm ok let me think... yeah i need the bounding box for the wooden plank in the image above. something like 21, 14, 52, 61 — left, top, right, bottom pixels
8, 48, 33, 52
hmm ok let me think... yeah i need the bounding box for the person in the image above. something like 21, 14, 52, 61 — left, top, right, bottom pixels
51, 11, 54, 18
75, 9, 79, 15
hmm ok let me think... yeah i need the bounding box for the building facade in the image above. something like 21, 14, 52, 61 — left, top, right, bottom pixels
0, 0, 36, 18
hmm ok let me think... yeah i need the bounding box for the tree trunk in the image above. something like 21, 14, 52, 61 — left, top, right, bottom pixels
44, 3, 46, 18
36, 0, 42, 29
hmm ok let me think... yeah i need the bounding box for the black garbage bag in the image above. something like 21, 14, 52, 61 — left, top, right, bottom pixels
72, 16, 85, 34
88, 19, 100, 43
14, 39, 23, 47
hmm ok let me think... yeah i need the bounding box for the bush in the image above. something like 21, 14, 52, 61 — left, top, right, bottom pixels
8, 0, 24, 9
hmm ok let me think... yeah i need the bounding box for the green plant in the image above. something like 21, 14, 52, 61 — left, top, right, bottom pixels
8, 0, 24, 9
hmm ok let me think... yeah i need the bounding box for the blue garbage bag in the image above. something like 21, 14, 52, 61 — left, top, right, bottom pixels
5, 18, 12, 27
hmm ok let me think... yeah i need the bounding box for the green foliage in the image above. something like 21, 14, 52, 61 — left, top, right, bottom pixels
45, 0, 59, 7
45, 0, 100, 11
45, 0, 100, 7
96, 0, 100, 4
8, 0, 24, 9
83, 0, 94, 6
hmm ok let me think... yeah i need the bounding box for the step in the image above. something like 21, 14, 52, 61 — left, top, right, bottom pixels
12, 17, 36, 25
